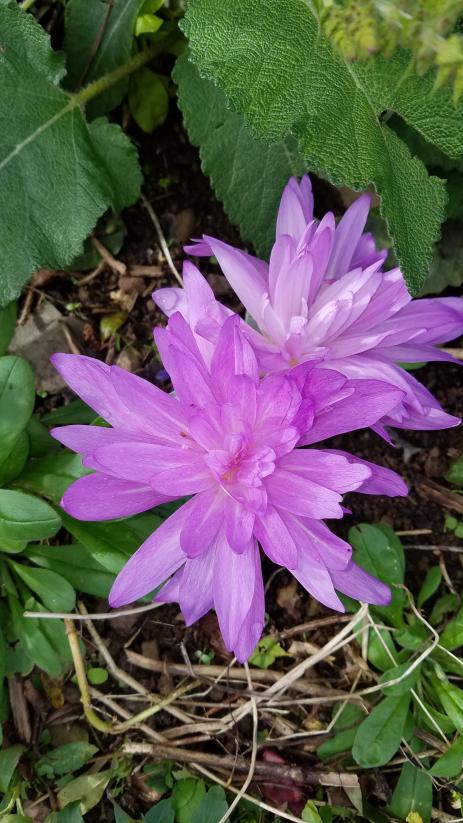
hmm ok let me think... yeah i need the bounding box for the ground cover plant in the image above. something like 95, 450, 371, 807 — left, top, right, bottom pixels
0, 0, 463, 821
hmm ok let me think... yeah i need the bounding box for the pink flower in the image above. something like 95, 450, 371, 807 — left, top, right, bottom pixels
51, 314, 406, 662
154, 176, 462, 438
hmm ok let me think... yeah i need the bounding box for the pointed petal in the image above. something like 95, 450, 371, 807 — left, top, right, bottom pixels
280, 512, 352, 570
62, 474, 169, 521
293, 551, 345, 611
278, 449, 371, 493
50, 424, 146, 454
109, 505, 188, 606
180, 551, 214, 624
323, 449, 408, 497
331, 561, 391, 605
233, 557, 265, 663
202, 235, 268, 324
223, 496, 255, 553
213, 532, 259, 652
266, 469, 343, 518
276, 175, 313, 241
325, 194, 370, 279
254, 506, 298, 568
179, 490, 223, 558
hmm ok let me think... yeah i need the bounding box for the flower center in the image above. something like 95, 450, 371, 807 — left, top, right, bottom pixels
205, 433, 276, 488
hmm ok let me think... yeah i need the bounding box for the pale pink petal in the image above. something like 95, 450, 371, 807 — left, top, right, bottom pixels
62, 474, 169, 521
331, 562, 391, 605
213, 532, 259, 653
266, 469, 343, 519
278, 449, 371, 493
179, 489, 223, 558
254, 506, 298, 568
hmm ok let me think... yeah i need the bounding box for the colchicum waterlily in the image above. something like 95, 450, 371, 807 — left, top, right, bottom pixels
51, 313, 407, 661
154, 175, 463, 439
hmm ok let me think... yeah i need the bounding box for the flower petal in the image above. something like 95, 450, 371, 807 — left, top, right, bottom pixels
323, 449, 408, 497
266, 469, 343, 518
179, 490, 223, 558
254, 505, 298, 568
213, 532, 259, 652
62, 473, 169, 521
279, 449, 371, 493
331, 561, 391, 605
109, 504, 189, 607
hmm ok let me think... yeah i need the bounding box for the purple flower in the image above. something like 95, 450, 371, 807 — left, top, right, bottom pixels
51, 314, 407, 662
154, 176, 462, 438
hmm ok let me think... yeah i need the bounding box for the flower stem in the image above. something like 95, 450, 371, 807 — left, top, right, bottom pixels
72, 29, 178, 109
20, 0, 36, 11
64, 618, 113, 733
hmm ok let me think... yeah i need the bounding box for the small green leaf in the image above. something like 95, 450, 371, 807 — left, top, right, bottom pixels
0, 744, 25, 793
352, 694, 410, 767
41, 400, 97, 427
429, 593, 459, 626
0, 490, 61, 541
249, 635, 290, 669
0, 431, 29, 488
25, 543, 118, 599
171, 779, 206, 823
100, 311, 128, 342
129, 68, 169, 133
35, 743, 98, 779
417, 566, 442, 608
301, 801, 324, 823
389, 762, 432, 823
135, 14, 163, 36
9, 596, 71, 677
434, 677, 463, 731
58, 770, 112, 814
87, 667, 109, 685
191, 786, 228, 823
430, 734, 463, 777
367, 623, 398, 671
440, 605, 463, 651
447, 455, 463, 487
46, 802, 85, 823
0, 302, 17, 356
9, 563, 76, 613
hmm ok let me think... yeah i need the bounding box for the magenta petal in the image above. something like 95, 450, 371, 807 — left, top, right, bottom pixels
62, 474, 169, 521
179, 551, 214, 624
331, 561, 391, 605
325, 194, 370, 279
50, 424, 145, 454
179, 490, 223, 558
266, 469, 343, 519
233, 557, 265, 663
254, 506, 298, 568
278, 449, 371, 493
202, 235, 268, 324
109, 504, 189, 607
276, 175, 313, 241
223, 496, 255, 553
213, 533, 259, 652
281, 513, 352, 570
324, 449, 408, 497
293, 551, 345, 611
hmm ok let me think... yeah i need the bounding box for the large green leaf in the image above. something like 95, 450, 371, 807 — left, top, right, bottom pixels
0, 2, 142, 307
388, 763, 432, 823
174, 53, 306, 256
348, 524, 405, 627
352, 693, 410, 767
63, 0, 144, 118
26, 543, 122, 598
15, 451, 90, 503
9, 563, 76, 613
0, 489, 61, 541
181, 0, 463, 293
0, 302, 17, 356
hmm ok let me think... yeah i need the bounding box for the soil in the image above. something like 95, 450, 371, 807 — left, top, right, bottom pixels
13, 110, 463, 820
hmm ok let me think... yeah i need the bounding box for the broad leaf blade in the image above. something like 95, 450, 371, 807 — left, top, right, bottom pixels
174, 53, 306, 256
0, 3, 142, 307
181, 0, 463, 293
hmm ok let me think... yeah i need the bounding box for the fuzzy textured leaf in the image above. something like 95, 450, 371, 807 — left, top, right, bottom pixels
182, 0, 463, 293
0, 2, 142, 307
174, 53, 306, 256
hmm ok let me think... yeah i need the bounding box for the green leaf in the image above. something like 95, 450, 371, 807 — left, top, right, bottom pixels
63, 0, 144, 118
447, 455, 463, 487
317, 703, 366, 759
434, 677, 463, 731
9, 563, 76, 613
367, 623, 398, 671
0, 302, 17, 356
429, 593, 459, 627
58, 769, 112, 814
430, 734, 463, 777
301, 801, 324, 823
41, 401, 97, 427
181, 0, 463, 294
25, 543, 118, 599
87, 667, 109, 685
0, 3, 142, 307
46, 803, 85, 823
9, 597, 71, 677
0, 431, 29, 488
420, 221, 463, 296
352, 694, 410, 767
440, 605, 463, 651
171, 779, 206, 823
175, 52, 305, 258
15, 452, 90, 503
191, 786, 228, 823
417, 566, 442, 608
143, 799, 175, 823
379, 661, 421, 697
26, 417, 58, 459
0, 490, 61, 541
389, 763, 432, 823
129, 68, 169, 133
0, 357, 35, 476
249, 635, 290, 669
349, 524, 405, 626
0, 744, 25, 793
60, 514, 148, 572
35, 743, 98, 779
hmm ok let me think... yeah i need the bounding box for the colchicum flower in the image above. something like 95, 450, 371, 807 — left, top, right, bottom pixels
51, 314, 407, 662
154, 176, 463, 439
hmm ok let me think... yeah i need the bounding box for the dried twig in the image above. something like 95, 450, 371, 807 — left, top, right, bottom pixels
24, 602, 163, 620
92, 236, 127, 276
417, 478, 463, 516
141, 193, 183, 286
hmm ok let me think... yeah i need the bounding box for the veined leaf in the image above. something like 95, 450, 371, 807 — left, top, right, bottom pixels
174, 53, 306, 257
181, 0, 463, 293
0, 2, 142, 306
352, 693, 410, 767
